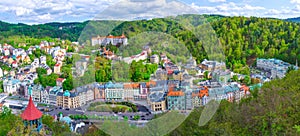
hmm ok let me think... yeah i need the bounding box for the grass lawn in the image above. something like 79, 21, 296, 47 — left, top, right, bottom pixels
88, 104, 132, 112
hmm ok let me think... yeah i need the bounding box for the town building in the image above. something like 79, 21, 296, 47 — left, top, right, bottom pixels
192, 86, 209, 107
91, 34, 128, 46
40, 56, 46, 64
49, 86, 63, 105
167, 86, 186, 110
123, 83, 140, 100
199, 59, 226, 71
150, 54, 159, 64
135, 83, 149, 100
0, 67, 3, 77
31, 84, 44, 102
155, 68, 168, 80
56, 78, 66, 87
3, 77, 20, 94
212, 69, 231, 84
104, 82, 124, 100
184, 57, 197, 69
256, 58, 299, 79
75, 84, 95, 106
56, 90, 80, 109
97, 84, 106, 99
148, 91, 167, 112
234, 85, 250, 102
54, 63, 62, 74
123, 50, 148, 64
74, 60, 88, 77
100, 47, 117, 60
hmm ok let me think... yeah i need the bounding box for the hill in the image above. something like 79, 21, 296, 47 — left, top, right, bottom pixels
0, 14, 299, 74
108, 15, 300, 73
169, 69, 300, 135
286, 17, 300, 22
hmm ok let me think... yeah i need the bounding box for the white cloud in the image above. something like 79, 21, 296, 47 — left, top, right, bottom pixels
191, 2, 265, 17
291, 0, 300, 4
0, 0, 116, 23
0, 0, 299, 23
95, 0, 198, 20
263, 6, 300, 18
12, 7, 33, 16
37, 13, 52, 20
191, 1, 300, 19
208, 0, 226, 3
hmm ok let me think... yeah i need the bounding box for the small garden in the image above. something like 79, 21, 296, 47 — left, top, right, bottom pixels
69, 114, 119, 120
87, 101, 138, 113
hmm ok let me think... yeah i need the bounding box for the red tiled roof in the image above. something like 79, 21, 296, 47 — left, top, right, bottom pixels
56, 78, 65, 82
93, 34, 127, 39
21, 96, 43, 120
199, 87, 209, 98
124, 83, 140, 89
240, 85, 250, 95
168, 87, 184, 96
167, 90, 184, 96
192, 92, 199, 97
192, 86, 209, 98
146, 81, 156, 88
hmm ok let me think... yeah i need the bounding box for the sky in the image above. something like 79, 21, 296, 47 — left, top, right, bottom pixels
0, 0, 299, 24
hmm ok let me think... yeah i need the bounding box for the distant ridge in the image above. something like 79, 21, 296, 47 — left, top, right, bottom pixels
285, 17, 300, 22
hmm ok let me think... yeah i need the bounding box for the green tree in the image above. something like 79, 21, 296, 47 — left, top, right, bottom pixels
243, 75, 251, 85
63, 78, 74, 90
232, 75, 238, 82
204, 71, 209, 79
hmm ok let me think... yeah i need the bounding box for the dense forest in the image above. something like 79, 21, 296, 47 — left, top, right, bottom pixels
108, 15, 300, 74
169, 69, 300, 135
0, 21, 86, 41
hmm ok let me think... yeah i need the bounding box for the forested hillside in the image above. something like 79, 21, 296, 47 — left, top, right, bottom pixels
211, 17, 300, 71
286, 17, 300, 23
169, 69, 300, 135
109, 15, 300, 74
0, 21, 87, 41
0, 14, 299, 74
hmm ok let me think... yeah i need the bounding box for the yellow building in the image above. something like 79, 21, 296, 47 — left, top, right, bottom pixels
23, 56, 32, 64
148, 91, 166, 112
54, 63, 62, 74
56, 91, 80, 109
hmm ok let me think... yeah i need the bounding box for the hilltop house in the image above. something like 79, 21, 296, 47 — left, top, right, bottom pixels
0, 68, 3, 77
54, 63, 62, 74
199, 59, 226, 71
91, 34, 128, 46
56, 78, 66, 87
